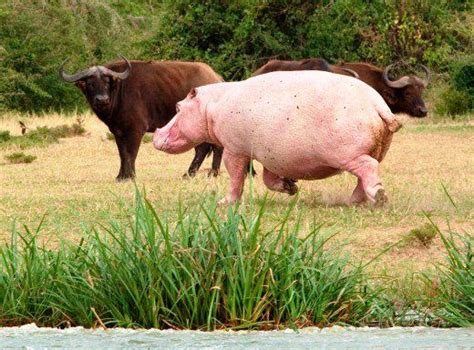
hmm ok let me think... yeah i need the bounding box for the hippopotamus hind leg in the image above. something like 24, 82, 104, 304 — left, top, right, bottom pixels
349, 179, 368, 205
345, 155, 387, 207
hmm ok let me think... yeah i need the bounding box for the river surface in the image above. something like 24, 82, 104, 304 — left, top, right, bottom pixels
0, 324, 473, 349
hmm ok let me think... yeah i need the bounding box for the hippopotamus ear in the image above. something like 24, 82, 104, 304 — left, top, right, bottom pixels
188, 87, 197, 99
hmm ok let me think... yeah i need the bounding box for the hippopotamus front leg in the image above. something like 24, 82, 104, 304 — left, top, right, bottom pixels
219, 150, 251, 204
263, 168, 298, 195
345, 155, 388, 207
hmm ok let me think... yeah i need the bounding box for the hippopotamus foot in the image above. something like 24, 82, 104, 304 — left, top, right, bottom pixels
263, 168, 298, 196
346, 155, 388, 206
373, 188, 388, 208
283, 178, 298, 196
220, 151, 250, 204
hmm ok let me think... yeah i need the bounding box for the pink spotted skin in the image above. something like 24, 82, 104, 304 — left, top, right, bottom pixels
154, 70, 401, 205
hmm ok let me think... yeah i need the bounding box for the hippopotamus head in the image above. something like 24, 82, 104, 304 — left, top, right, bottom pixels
153, 88, 208, 154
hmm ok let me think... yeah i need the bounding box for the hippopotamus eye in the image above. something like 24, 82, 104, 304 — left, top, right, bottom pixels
176, 103, 180, 112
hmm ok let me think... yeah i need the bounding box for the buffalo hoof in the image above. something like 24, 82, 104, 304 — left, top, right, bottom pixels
208, 169, 219, 177
183, 172, 196, 179
116, 175, 133, 182
282, 178, 298, 196
373, 188, 388, 208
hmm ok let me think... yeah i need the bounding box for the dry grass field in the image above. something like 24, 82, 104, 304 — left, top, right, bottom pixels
0, 113, 473, 275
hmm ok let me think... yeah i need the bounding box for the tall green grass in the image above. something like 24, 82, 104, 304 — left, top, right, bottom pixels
1, 190, 471, 329
424, 229, 473, 327
0, 191, 381, 329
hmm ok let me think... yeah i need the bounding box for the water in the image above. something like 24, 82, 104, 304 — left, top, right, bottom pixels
1, 324, 472, 349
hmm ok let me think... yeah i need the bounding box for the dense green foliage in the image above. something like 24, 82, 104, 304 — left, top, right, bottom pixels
0, 190, 472, 329
0, 192, 382, 329
0, 1, 472, 114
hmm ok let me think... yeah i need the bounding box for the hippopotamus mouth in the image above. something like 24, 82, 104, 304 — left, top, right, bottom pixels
153, 132, 170, 151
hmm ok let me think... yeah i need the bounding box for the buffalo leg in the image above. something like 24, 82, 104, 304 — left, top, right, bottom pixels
208, 145, 223, 177
263, 168, 298, 195
115, 130, 144, 181
248, 161, 257, 176
186, 143, 212, 178
345, 155, 387, 207
219, 150, 250, 205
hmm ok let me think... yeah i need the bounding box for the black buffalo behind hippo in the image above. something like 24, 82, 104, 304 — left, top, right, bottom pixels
60, 56, 223, 180
253, 58, 430, 118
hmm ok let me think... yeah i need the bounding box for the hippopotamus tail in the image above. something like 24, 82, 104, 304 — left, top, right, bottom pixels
377, 106, 402, 133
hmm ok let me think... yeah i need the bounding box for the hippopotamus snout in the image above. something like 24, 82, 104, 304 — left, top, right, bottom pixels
153, 128, 170, 151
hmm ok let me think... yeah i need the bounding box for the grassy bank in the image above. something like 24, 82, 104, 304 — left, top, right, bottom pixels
0, 190, 471, 329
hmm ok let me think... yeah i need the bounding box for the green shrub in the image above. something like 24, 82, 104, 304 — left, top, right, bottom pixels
435, 87, 472, 117
144, 1, 472, 81
0, 122, 86, 150
141, 134, 152, 143
5, 151, 37, 164
0, 130, 11, 142
0, 1, 472, 116
402, 224, 438, 247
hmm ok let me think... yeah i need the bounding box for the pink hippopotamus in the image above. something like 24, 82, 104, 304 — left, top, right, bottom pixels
153, 70, 401, 205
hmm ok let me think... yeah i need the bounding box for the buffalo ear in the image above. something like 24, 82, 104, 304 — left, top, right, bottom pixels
75, 80, 86, 91
189, 87, 197, 98
383, 89, 398, 106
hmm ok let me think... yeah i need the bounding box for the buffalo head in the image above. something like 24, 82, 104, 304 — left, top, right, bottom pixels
382, 64, 430, 117
59, 55, 131, 111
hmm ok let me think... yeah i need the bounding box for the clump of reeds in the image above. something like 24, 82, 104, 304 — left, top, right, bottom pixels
0, 191, 379, 329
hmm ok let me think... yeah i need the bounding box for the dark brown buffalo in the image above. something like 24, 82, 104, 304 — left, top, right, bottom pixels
253, 58, 430, 118
60, 56, 223, 180
252, 58, 360, 79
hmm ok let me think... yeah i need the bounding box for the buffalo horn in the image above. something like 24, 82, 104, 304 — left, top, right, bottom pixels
382, 64, 411, 89
420, 64, 431, 87
100, 54, 131, 80
341, 67, 359, 79
59, 58, 97, 83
